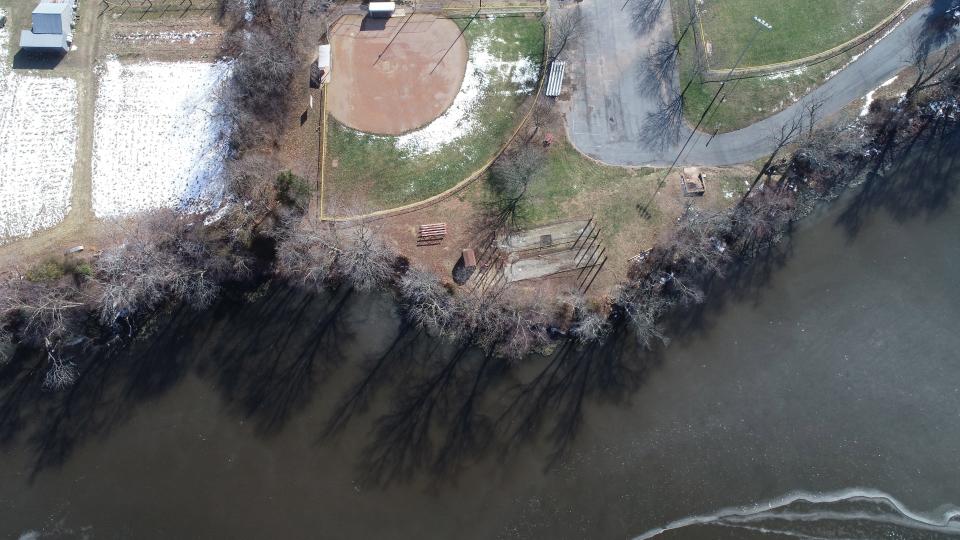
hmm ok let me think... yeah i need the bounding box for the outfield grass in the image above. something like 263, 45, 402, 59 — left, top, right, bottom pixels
697, 0, 904, 67
324, 16, 544, 214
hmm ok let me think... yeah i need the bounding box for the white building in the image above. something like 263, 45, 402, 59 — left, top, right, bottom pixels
20, 2, 73, 53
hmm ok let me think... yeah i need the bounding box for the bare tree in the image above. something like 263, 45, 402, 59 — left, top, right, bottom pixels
275, 217, 397, 292
731, 188, 796, 254
0, 279, 84, 348
340, 221, 397, 292
221, 5, 304, 151
744, 114, 804, 201
95, 212, 232, 324
275, 217, 343, 289
906, 44, 960, 104
0, 277, 85, 390
615, 283, 670, 349
398, 267, 457, 335
562, 290, 610, 343
549, 8, 583, 62
495, 300, 549, 361
527, 99, 558, 143
485, 145, 546, 233
802, 97, 825, 139
42, 340, 78, 391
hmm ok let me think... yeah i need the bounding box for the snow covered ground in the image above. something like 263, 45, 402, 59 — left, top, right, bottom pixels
91, 58, 231, 217
0, 10, 80, 244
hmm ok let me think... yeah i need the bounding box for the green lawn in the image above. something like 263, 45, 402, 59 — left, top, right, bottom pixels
696, 0, 904, 67
513, 140, 658, 232
324, 16, 544, 214
471, 136, 748, 272
671, 0, 898, 132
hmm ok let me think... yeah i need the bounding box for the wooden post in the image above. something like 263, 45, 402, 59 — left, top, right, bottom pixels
580, 257, 607, 294
575, 228, 600, 264
571, 216, 593, 250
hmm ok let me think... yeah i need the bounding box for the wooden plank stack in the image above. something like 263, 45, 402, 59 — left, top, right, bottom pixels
417, 223, 447, 246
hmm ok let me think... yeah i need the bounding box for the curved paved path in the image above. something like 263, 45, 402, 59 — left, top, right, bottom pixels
566, 1, 956, 166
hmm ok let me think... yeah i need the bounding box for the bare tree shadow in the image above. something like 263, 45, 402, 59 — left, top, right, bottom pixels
21, 304, 209, 478
630, 0, 668, 35
320, 321, 423, 438
915, 0, 960, 61
495, 328, 658, 471
196, 285, 356, 437
836, 115, 960, 238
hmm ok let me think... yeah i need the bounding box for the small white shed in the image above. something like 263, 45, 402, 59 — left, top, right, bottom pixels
368, 2, 395, 18
317, 44, 332, 84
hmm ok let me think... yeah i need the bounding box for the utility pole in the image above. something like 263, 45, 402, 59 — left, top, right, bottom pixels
637, 16, 772, 215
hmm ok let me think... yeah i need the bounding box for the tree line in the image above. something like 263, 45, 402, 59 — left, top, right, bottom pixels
2, 4, 959, 392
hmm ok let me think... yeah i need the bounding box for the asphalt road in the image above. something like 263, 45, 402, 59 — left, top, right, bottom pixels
566, 0, 957, 166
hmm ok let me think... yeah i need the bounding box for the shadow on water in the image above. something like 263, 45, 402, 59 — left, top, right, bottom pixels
0, 283, 361, 478
196, 285, 356, 437
916, 0, 960, 61
349, 323, 663, 487
3, 119, 959, 484
837, 120, 960, 238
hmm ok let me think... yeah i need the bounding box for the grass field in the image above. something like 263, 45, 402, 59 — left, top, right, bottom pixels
469, 137, 748, 276
672, 0, 903, 132
697, 0, 905, 67
323, 16, 544, 214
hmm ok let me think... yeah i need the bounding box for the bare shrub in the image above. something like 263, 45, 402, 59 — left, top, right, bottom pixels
276, 218, 397, 292
42, 343, 78, 391
561, 290, 610, 343
95, 211, 240, 323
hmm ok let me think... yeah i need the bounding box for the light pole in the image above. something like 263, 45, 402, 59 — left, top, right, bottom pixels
704, 16, 772, 146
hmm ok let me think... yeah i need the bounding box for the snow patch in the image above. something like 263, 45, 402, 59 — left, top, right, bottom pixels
394, 33, 539, 156
0, 10, 80, 243
765, 66, 807, 81
92, 58, 232, 217
860, 75, 898, 116
113, 31, 215, 44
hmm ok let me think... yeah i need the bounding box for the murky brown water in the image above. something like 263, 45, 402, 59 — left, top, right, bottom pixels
2, 130, 960, 539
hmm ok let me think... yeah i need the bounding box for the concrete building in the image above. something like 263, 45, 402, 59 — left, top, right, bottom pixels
20, 2, 73, 53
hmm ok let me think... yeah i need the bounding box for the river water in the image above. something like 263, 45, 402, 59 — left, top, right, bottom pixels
2, 130, 960, 538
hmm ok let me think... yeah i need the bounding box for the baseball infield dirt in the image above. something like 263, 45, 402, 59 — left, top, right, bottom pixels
327, 14, 468, 136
